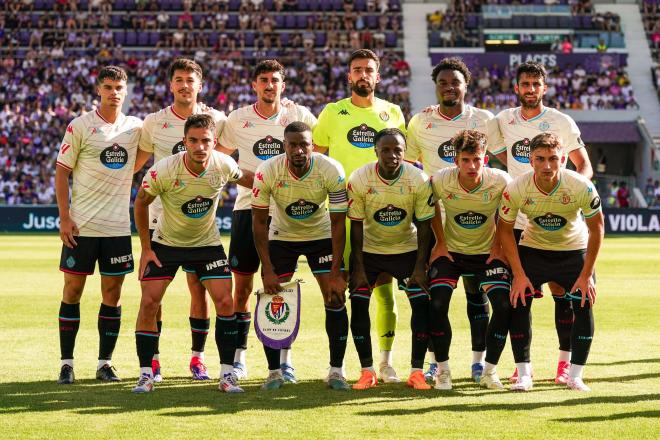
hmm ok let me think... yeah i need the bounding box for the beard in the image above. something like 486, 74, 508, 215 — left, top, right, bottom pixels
518, 94, 543, 109
351, 81, 374, 97
441, 98, 459, 107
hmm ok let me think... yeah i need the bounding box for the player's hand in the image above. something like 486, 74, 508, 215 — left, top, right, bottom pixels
349, 270, 370, 293
139, 248, 162, 280
429, 243, 453, 264
510, 274, 534, 308
570, 274, 596, 307
421, 105, 434, 113
486, 246, 508, 266
280, 97, 296, 108
328, 272, 347, 306
262, 268, 284, 295
198, 102, 212, 112
407, 267, 429, 294
59, 216, 79, 248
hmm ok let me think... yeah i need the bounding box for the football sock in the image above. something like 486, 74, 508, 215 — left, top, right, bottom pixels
438, 360, 449, 371
97, 359, 111, 369
485, 287, 511, 365
234, 348, 246, 364
428, 350, 437, 363
58, 302, 80, 360
136, 330, 160, 368
191, 351, 204, 361
263, 346, 281, 371
515, 362, 532, 378
466, 291, 489, 352
407, 291, 430, 369
280, 348, 292, 366
140, 367, 153, 377
568, 363, 585, 379
553, 295, 573, 351
61, 359, 73, 368
380, 350, 393, 366
325, 305, 348, 368
559, 350, 571, 363
350, 291, 373, 368
570, 298, 594, 366
154, 320, 162, 355
235, 312, 251, 351
98, 304, 121, 361
484, 361, 497, 373
510, 298, 533, 363
215, 315, 237, 366
190, 317, 210, 353
373, 283, 397, 351
429, 285, 453, 362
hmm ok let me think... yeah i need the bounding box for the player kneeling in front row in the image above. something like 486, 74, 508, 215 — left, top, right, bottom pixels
132, 114, 254, 393
252, 121, 351, 391
498, 133, 603, 392
348, 128, 435, 390
428, 130, 512, 390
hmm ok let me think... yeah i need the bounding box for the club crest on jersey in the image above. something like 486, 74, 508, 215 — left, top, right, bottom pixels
437, 140, 456, 164
539, 121, 550, 131
100, 143, 128, 169
253, 136, 284, 160
374, 204, 407, 226
265, 295, 290, 324
512, 138, 531, 164
279, 117, 289, 127
454, 211, 487, 229
533, 213, 567, 231
561, 193, 571, 205
285, 199, 319, 219
379, 111, 390, 122
208, 172, 223, 188
172, 141, 186, 154
469, 119, 478, 129
181, 196, 213, 218
347, 124, 376, 148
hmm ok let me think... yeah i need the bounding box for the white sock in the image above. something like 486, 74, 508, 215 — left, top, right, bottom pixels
472, 351, 486, 365
568, 363, 584, 379
380, 350, 393, 366
234, 348, 246, 364
329, 366, 343, 376
192, 351, 204, 360
484, 362, 497, 374
438, 360, 449, 371
220, 364, 233, 376
140, 367, 153, 377
363, 366, 376, 373
516, 362, 531, 378
280, 348, 292, 366
152, 354, 159, 361
410, 367, 422, 373
97, 359, 111, 369
61, 359, 73, 368
269, 368, 282, 376
558, 350, 571, 363
428, 352, 437, 364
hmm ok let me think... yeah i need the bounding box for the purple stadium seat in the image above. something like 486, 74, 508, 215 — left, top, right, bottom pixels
523, 16, 535, 28
332, 0, 342, 11
125, 30, 137, 46
229, 0, 241, 11
466, 14, 478, 29
315, 32, 326, 47
115, 0, 126, 11
228, 15, 238, 29
125, 0, 136, 10
171, 0, 183, 9
546, 15, 558, 28
296, 15, 308, 29
245, 32, 255, 46
558, 16, 572, 29
280, 32, 289, 46
285, 15, 295, 28
307, 0, 319, 11
298, 0, 309, 11
149, 31, 160, 46
264, 0, 273, 10
169, 15, 178, 28
138, 31, 149, 46
114, 31, 125, 46
31, 14, 39, 27
19, 30, 29, 45
208, 32, 219, 46
429, 31, 441, 47
355, 0, 366, 11
111, 15, 121, 27
385, 31, 396, 47
511, 15, 523, 28
367, 15, 378, 29
193, 15, 202, 26
581, 15, 594, 30
536, 16, 547, 28
275, 15, 285, 28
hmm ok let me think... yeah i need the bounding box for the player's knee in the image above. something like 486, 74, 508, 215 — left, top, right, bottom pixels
430, 288, 452, 315
212, 293, 234, 315
140, 294, 161, 316
486, 287, 511, 314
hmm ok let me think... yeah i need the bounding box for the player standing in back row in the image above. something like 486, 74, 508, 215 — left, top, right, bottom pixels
493, 61, 593, 384
218, 60, 317, 383
55, 66, 142, 384
313, 49, 407, 383
134, 58, 227, 382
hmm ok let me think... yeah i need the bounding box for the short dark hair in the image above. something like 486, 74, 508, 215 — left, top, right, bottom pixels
168, 58, 203, 81
431, 57, 471, 85
529, 132, 562, 153
348, 49, 380, 70
284, 121, 311, 136
97, 65, 127, 85
253, 59, 285, 81
184, 114, 215, 136
451, 130, 487, 155
516, 61, 547, 84
374, 127, 406, 147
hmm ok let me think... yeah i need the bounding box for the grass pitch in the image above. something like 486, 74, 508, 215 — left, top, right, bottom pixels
0, 235, 659, 439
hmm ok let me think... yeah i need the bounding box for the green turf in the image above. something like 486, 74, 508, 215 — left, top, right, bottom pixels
1, 235, 659, 439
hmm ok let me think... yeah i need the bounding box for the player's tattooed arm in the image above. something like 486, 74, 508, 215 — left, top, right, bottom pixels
55, 164, 78, 248
497, 218, 533, 308
252, 208, 282, 294
429, 202, 453, 263
571, 211, 604, 307
409, 219, 431, 293
348, 220, 370, 292
568, 147, 593, 180
328, 211, 348, 305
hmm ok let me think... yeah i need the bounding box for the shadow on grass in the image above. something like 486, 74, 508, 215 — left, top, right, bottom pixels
589, 358, 660, 367
553, 410, 660, 423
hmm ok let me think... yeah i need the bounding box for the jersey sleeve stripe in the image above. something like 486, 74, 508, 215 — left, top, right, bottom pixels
492, 146, 507, 154
56, 161, 73, 171
499, 217, 515, 224
328, 190, 348, 203
583, 210, 601, 218
251, 204, 270, 209
347, 215, 364, 221
329, 208, 348, 213
416, 213, 434, 222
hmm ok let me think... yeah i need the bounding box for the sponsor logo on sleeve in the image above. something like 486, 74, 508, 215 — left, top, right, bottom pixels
181, 196, 213, 218
374, 204, 407, 226
590, 196, 601, 210
100, 143, 128, 169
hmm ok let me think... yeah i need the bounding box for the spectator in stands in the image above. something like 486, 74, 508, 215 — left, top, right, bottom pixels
617, 181, 630, 208
654, 181, 660, 207
561, 38, 573, 54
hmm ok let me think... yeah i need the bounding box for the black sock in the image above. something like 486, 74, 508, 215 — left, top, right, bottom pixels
98, 304, 121, 361
466, 291, 489, 352
554, 296, 573, 352
190, 317, 210, 353
429, 286, 452, 362
235, 312, 251, 351
155, 321, 162, 355
570, 298, 594, 365
510, 298, 533, 363
350, 293, 372, 368
408, 292, 430, 369
215, 315, 237, 366
136, 331, 159, 369
59, 302, 80, 360
263, 345, 281, 370
325, 305, 348, 368
485, 288, 511, 365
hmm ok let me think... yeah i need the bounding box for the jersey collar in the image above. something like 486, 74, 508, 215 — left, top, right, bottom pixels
375, 163, 403, 186
287, 156, 314, 181
253, 103, 280, 121
183, 154, 208, 178
519, 106, 547, 123
533, 173, 561, 196
458, 172, 483, 193
437, 107, 464, 122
